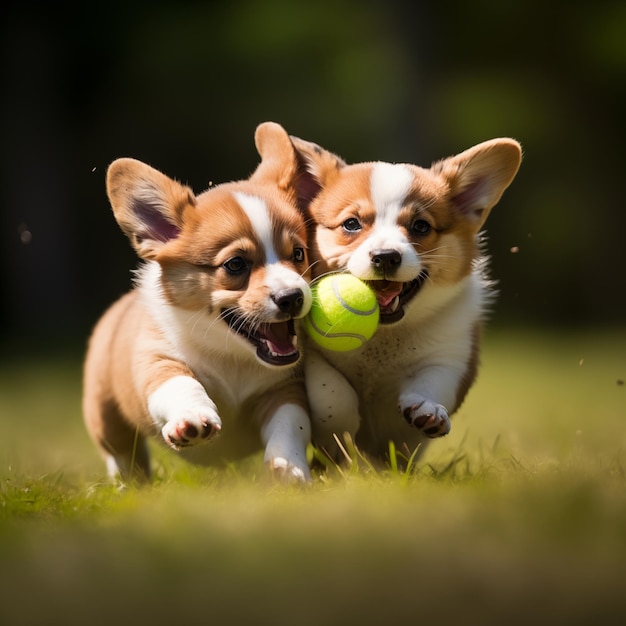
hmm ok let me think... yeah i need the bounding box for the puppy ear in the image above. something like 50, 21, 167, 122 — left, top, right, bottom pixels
250, 122, 320, 210
106, 158, 196, 260
251, 122, 345, 210
436, 138, 522, 228
288, 134, 346, 207
252, 122, 298, 188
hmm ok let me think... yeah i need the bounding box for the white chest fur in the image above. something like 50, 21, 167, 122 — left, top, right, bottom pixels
304, 273, 487, 458
137, 262, 292, 409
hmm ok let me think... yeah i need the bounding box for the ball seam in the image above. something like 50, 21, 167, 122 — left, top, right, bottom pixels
305, 315, 367, 344
332, 276, 378, 316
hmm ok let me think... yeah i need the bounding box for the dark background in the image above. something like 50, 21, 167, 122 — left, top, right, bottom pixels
2, 0, 625, 353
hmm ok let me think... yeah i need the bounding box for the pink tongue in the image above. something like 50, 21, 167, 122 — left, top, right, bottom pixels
261, 322, 294, 354
372, 281, 403, 308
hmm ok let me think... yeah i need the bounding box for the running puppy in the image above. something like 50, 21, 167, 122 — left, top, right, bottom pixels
261, 125, 521, 464
83, 123, 313, 482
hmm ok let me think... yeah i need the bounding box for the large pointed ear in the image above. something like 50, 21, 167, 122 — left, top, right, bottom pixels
251, 122, 299, 188
435, 138, 522, 228
106, 158, 196, 259
251, 121, 345, 209
288, 133, 346, 206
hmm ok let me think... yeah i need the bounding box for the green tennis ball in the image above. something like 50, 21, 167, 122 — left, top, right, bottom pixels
304, 274, 380, 351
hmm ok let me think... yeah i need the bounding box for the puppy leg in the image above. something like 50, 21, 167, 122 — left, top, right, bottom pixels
261, 403, 312, 483
305, 351, 361, 462
85, 401, 152, 483
148, 375, 222, 449
400, 396, 450, 437
398, 365, 460, 438
104, 438, 151, 483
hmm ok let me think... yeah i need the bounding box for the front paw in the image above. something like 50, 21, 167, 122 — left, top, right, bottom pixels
402, 400, 450, 438
267, 456, 311, 484
161, 413, 221, 449
148, 376, 222, 450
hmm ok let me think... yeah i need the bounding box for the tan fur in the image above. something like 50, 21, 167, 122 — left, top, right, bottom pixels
255, 124, 522, 464
83, 292, 189, 479
83, 124, 313, 482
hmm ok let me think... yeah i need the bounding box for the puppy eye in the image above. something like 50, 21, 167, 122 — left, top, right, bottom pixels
293, 247, 305, 263
342, 217, 362, 232
412, 219, 431, 236
223, 257, 249, 275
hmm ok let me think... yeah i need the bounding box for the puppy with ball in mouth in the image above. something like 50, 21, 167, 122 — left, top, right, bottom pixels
257, 123, 522, 465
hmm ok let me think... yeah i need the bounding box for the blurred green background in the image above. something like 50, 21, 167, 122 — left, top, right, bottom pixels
2, 0, 625, 354
1, 6, 625, 622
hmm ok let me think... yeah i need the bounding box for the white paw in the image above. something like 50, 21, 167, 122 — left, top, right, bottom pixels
267, 456, 311, 484
161, 412, 221, 449
401, 398, 450, 438
148, 376, 222, 450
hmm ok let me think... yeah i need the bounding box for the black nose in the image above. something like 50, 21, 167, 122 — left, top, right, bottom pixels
272, 288, 305, 316
370, 249, 402, 272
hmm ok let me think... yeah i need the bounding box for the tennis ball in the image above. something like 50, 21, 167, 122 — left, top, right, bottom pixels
304, 274, 380, 351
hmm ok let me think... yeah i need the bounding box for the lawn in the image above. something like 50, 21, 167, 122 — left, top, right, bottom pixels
1, 328, 625, 625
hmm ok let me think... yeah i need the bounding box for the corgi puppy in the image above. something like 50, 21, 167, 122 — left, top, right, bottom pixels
258, 124, 522, 464
83, 123, 313, 483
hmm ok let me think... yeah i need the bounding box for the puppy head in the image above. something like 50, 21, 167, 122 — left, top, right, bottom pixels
287, 135, 522, 323
106, 156, 312, 367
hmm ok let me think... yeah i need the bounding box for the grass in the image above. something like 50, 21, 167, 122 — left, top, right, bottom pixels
1, 328, 625, 625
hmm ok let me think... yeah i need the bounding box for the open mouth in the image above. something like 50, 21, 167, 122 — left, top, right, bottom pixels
367, 271, 429, 324
222, 310, 300, 366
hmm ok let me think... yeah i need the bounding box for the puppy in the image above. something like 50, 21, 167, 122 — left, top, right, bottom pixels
259, 125, 522, 464
83, 123, 313, 483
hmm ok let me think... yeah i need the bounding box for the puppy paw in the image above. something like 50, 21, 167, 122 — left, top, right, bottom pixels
267, 456, 311, 484
402, 400, 450, 438
149, 376, 222, 450
161, 413, 221, 449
